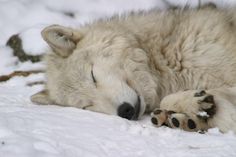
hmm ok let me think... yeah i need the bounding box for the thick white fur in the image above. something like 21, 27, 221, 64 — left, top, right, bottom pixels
31, 7, 236, 129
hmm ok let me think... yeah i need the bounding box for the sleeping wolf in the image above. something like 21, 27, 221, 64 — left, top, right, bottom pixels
31, 6, 236, 133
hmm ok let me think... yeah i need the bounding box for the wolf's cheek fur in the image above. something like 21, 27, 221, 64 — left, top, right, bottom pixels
31, 25, 82, 105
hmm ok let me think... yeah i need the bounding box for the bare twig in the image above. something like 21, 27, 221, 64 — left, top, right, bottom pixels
0, 70, 44, 82
27, 81, 45, 86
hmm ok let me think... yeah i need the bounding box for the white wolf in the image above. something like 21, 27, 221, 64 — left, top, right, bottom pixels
31, 6, 236, 133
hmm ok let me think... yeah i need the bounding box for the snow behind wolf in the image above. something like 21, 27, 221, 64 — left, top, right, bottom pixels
31, 7, 236, 132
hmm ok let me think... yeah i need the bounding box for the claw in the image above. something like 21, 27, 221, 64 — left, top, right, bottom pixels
203, 95, 214, 103
204, 104, 216, 117
194, 90, 206, 97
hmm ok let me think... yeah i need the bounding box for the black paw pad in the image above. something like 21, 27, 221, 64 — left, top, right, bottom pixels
171, 118, 180, 127
187, 119, 196, 129
203, 95, 214, 103
153, 109, 162, 115
151, 117, 158, 125
194, 90, 206, 97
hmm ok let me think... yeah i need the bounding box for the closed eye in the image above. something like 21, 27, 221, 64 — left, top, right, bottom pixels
82, 104, 94, 110
91, 68, 97, 85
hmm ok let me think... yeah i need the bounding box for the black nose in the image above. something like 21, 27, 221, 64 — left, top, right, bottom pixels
117, 102, 135, 120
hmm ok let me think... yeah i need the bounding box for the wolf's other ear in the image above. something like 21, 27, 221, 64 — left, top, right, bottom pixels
31, 90, 53, 105
42, 25, 82, 57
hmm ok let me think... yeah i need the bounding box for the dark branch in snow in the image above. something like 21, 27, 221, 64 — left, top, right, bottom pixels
0, 70, 44, 82
6, 34, 42, 63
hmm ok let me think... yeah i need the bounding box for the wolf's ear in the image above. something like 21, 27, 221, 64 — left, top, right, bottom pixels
42, 25, 82, 57
31, 90, 53, 105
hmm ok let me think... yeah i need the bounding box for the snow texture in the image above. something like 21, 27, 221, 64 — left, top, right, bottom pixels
197, 111, 210, 118
0, 0, 236, 157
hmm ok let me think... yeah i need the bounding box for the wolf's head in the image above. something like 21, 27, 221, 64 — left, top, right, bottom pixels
31, 25, 158, 120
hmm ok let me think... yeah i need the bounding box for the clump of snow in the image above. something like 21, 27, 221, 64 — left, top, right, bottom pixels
0, 0, 236, 156
197, 111, 210, 117
19, 26, 49, 55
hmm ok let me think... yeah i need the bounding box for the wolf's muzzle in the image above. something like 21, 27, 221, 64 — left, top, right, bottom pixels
117, 96, 141, 120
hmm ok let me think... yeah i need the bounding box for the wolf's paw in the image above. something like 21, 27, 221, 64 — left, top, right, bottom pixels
151, 90, 217, 132
151, 109, 208, 132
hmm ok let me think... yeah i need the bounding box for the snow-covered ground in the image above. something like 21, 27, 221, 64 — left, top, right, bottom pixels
1, 0, 236, 157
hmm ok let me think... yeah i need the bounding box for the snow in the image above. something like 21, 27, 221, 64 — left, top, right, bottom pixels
20, 26, 49, 56
0, 0, 236, 156
197, 111, 209, 118
0, 46, 17, 75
